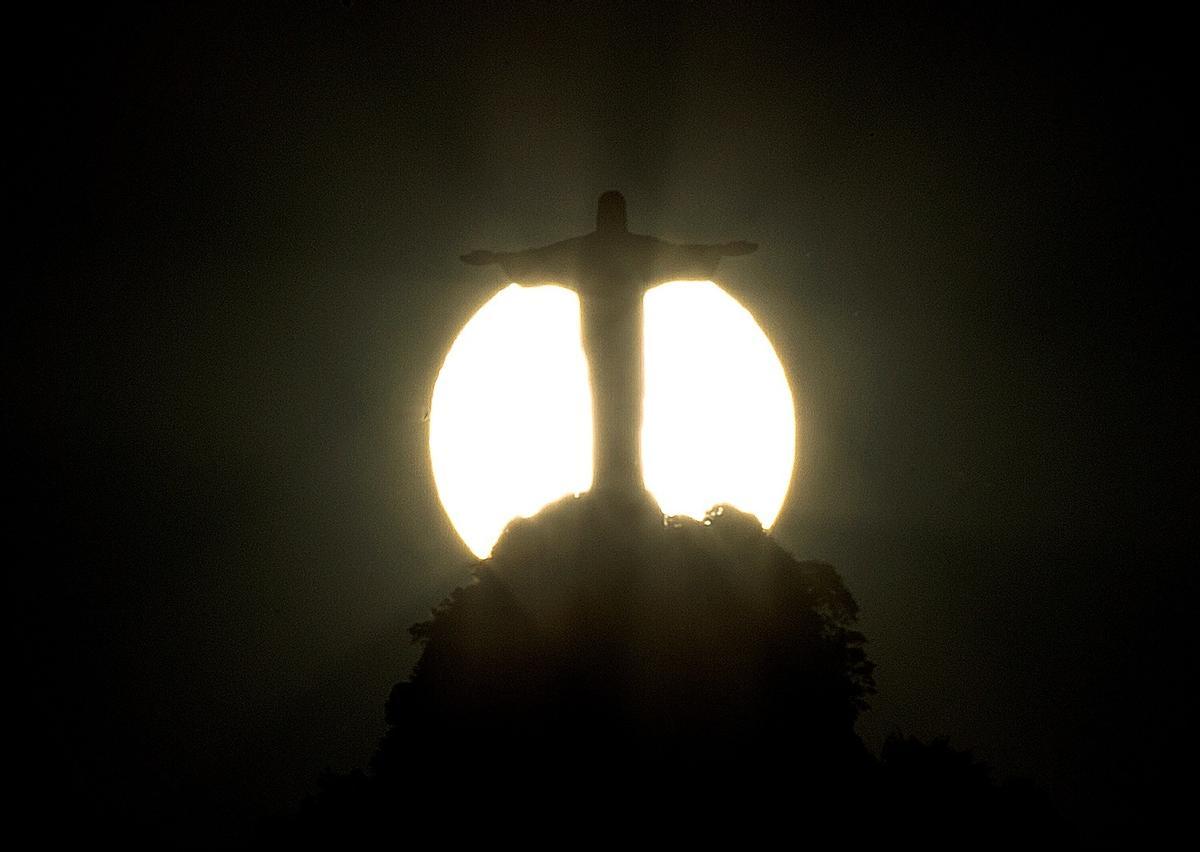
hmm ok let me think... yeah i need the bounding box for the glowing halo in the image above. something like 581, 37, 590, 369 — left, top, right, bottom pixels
641, 280, 795, 527
429, 284, 593, 559
429, 281, 796, 557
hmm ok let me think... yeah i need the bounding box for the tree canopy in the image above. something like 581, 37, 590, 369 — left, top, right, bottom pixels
285, 493, 1062, 845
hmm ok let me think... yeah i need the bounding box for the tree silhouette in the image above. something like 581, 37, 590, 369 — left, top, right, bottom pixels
283, 493, 1065, 845
878, 733, 1067, 844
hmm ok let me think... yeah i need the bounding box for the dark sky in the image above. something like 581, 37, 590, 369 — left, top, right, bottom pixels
14, 1, 1192, 844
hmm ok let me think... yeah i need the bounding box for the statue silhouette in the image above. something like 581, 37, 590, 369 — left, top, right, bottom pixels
463, 191, 757, 497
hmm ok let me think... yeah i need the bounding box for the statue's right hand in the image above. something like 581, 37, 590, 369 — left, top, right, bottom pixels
461, 250, 500, 265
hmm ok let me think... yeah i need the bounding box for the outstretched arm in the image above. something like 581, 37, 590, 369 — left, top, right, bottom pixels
651, 239, 758, 280
460, 236, 584, 284
460, 249, 504, 266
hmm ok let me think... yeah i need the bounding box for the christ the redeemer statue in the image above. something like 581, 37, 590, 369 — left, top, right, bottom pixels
462, 191, 757, 499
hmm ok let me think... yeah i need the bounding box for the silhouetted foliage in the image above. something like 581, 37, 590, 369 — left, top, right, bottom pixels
283, 493, 1064, 845
878, 733, 1068, 845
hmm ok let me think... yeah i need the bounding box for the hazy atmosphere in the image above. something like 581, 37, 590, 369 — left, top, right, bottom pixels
14, 2, 1190, 845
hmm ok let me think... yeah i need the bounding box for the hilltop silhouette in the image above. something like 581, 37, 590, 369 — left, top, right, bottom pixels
283, 492, 1065, 845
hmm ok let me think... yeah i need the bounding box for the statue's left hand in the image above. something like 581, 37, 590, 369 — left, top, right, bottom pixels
461, 250, 501, 265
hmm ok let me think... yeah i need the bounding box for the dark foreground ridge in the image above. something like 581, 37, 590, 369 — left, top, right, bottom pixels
281, 493, 1065, 845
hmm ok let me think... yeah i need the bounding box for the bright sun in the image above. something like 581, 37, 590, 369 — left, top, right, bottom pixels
429, 281, 796, 558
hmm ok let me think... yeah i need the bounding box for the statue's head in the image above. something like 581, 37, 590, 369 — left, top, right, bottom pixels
596, 191, 627, 233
